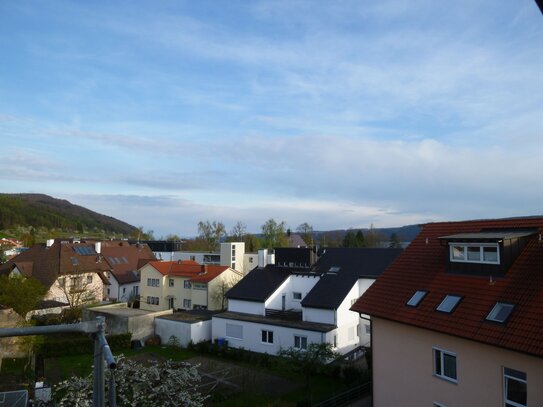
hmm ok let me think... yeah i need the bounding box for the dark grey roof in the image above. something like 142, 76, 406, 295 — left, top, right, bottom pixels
226, 266, 291, 302
156, 309, 220, 323
301, 248, 402, 310
439, 230, 536, 240
214, 311, 336, 332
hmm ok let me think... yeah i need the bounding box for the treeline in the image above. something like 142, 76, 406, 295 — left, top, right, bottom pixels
175, 219, 400, 252
0, 194, 137, 235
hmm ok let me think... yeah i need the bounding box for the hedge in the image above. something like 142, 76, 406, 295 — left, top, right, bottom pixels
37, 332, 132, 358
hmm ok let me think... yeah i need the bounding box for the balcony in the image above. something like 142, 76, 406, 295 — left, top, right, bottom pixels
265, 308, 302, 321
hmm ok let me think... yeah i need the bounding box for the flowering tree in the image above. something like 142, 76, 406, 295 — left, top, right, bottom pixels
54, 356, 207, 407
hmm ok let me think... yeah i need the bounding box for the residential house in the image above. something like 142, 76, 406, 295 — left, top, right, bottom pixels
100, 241, 156, 301
212, 248, 402, 356
351, 216, 543, 407
0, 239, 110, 311
139, 260, 242, 312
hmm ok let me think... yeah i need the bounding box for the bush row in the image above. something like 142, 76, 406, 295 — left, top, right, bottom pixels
37, 333, 132, 358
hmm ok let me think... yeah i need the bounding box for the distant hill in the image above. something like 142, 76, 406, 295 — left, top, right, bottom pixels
316, 224, 422, 245
0, 193, 137, 235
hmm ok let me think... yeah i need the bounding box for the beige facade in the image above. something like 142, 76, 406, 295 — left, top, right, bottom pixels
46, 273, 105, 305
372, 317, 543, 407
139, 263, 240, 312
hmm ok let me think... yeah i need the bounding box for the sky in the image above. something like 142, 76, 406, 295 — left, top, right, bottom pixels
1, 1, 543, 238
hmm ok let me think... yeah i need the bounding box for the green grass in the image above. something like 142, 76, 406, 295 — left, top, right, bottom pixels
44, 354, 94, 383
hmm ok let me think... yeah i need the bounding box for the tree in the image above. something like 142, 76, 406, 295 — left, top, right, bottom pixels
0, 275, 46, 317
243, 233, 260, 252
365, 223, 383, 248
197, 220, 226, 252
389, 232, 401, 248
165, 234, 182, 241
56, 270, 102, 310
261, 219, 287, 250
296, 222, 314, 246
277, 343, 339, 404
228, 221, 247, 242
210, 272, 243, 310
342, 230, 364, 248
54, 356, 207, 407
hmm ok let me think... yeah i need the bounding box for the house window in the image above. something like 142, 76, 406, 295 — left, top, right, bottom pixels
333, 335, 337, 348
503, 367, 526, 407
154, 297, 160, 305
231, 262, 235, 269
122, 287, 126, 294
168, 297, 174, 309
169, 279, 174, 287
58, 277, 66, 288
147, 278, 151, 286
146, 296, 151, 304
190, 255, 196, 261
294, 335, 307, 350
365, 324, 371, 334
449, 243, 499, 264
148, 278, 159, 287
226, 323, 243, 339
193, 283, 207, 290
184, 281, 191, 289
487, 302, 515, 323
433, 348, 457, 382
436, 295, 462, 313
261, 330, 274, 344
407, 290, 427, 307
249, 257, 253, 263
87, 275, 93, 284
293, 292, 302, 300
183, 299, 191, 308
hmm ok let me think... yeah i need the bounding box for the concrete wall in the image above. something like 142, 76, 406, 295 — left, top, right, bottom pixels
155, 318, 212, 347
0, 308, 25, 359
372, 317, 543, 407
82, 303, 173, 341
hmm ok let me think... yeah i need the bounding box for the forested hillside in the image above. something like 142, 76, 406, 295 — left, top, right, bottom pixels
0, 194, 137, 235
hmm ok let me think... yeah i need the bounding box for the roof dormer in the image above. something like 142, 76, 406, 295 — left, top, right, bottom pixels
439, 229, 536, 276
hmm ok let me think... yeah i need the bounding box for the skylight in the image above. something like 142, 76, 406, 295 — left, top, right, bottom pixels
436, 295, 462, 313
486, 302, 515, 323
329, 266, 341, 272
406, 290, 427, 307
73, 246, 96, 256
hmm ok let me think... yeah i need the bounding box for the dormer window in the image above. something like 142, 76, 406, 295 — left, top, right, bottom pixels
449, 243, 499, 265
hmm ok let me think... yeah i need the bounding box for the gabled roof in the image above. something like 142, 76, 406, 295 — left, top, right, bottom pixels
301, 248, 403, 309
101, 241, 155, 284
226, 265, 291, 302
351, 216, 543, 358
0, 240, 111, 289
147, 260, 231, 283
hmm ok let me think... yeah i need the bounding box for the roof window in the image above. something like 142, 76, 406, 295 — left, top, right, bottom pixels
436, 295, 462, 313
329, 267, 341, 272
486, 302, 515, 323
449, 243, 499, 265
406, 290, 427, 307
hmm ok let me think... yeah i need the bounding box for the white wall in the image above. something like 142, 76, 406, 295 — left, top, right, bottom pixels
155, 318, 212, 347
220, 242, 245, 273
228, 299, 265, 315
243, 253, 258, 275
264, 277, 292, 310
106, 275, 139, 302
303, 307, 335, 325
212, 316, 327, 355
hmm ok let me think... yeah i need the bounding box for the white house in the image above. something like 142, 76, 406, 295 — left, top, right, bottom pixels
212, 248, 402, 356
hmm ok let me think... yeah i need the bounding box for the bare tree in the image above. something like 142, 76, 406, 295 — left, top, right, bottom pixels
197, 220, 226, 252
296, 222, 314, 246
229, 221, 247, 242
56, 270, 102, 310
210, 272, 242, 310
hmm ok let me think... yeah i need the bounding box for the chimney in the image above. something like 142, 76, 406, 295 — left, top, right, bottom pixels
46, 239, 54, 248
95, 242, 102, 254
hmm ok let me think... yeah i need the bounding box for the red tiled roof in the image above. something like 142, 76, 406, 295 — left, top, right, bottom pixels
101, 241, 155, 284
351, 216, 543, 358
149, 260, 231, 283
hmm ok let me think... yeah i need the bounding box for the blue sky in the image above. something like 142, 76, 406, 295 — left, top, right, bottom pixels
1, 0, 543, 237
